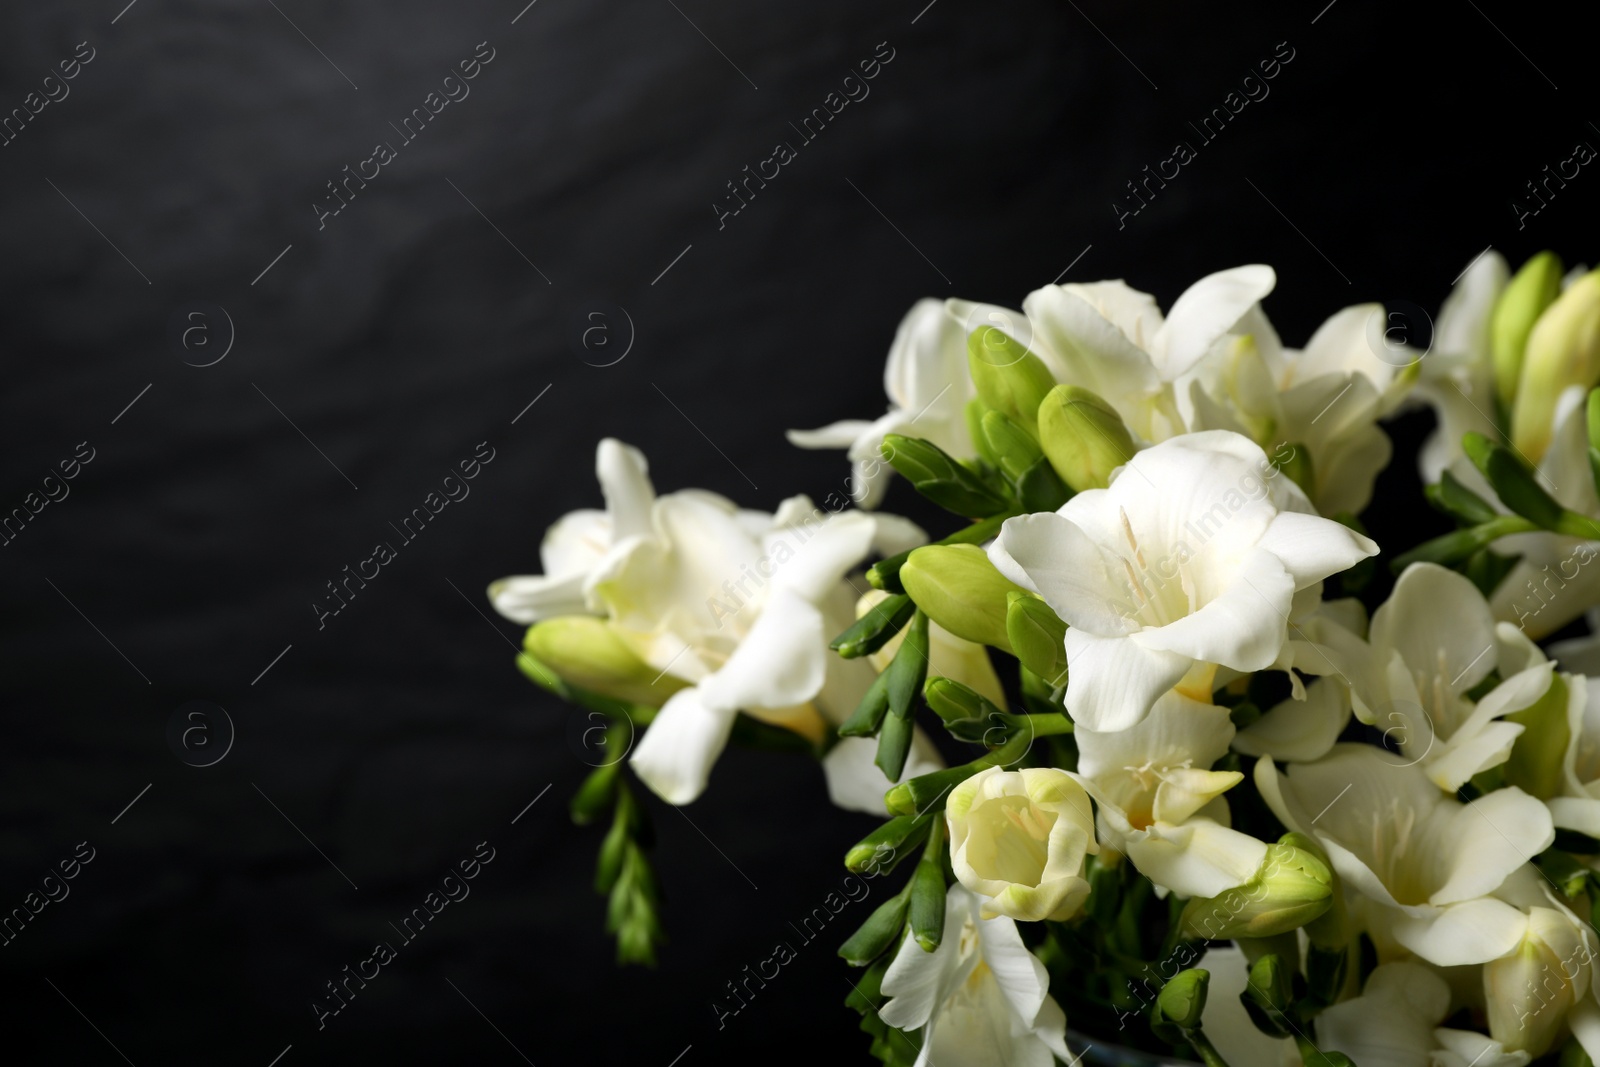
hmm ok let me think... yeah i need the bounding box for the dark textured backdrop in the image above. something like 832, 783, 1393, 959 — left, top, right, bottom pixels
2, 0, 1597, 1063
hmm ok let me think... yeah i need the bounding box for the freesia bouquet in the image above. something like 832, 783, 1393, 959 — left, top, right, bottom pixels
490, 253, 1600, 1066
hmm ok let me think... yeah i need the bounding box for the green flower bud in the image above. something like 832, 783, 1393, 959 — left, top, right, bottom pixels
1154, 969, 1210, 1030
982, 410, 1071, 512
1240, 953, 1294, 1038
899, 544, 1021, 651
1006, 592, 1067, 687
524, 616, 687, 706
880, 434, 1012, 518
844, 813, 934, 874
966, 329, 1057, 433
908, 836, 948, 952
831, 593, 917, 658
1512, 269, 1600, 462
838, 890, 911, 967
979, 410, 1044, 481
875, 706, 915, 781
1505, 673, 1571, 800
1492, 252, 1564, 407
924, 675, 1000, 723
1037, 385, 1135, 492
839, 670, 892, 738
1179, 838, 1333, 940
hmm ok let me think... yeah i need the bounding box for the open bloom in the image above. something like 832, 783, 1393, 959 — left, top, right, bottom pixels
1256, 744, 1553, 965
1073, 691, 1267, 898
492, 438, 927, 806
878, 884, 1071, 1066
989, 431, 1378, 732
787, 298, 975, 508
1349, 562, 1555, 792
945, 766, 1096, 922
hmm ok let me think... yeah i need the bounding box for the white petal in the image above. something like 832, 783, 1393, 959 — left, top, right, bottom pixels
539, 508, 611, 578
786, 419, 874, 449
1235, 676, 1350, 762
629, 687, 738, 805
1390, 897, 1529, 966
1293, 303, 1391, 386
487, 571, 590, 624
1152, 264, 1276, 378
990, 512, 1138, 634
765, 511, 877, 602
1062, 629, 1191, 731
698, 588, 827, 712
1429, 787, 1553, 905
1134, 548, 1294, 671
1124, 818, 1268, 898
822, 732, 943, 816
1254, 510, 1380, 590
975, 907, 1051, 1025
1200, 947, 1298, 1067
596, 438, 656, 540
880, 888, 971, 1030
1373, 563, 1499, 698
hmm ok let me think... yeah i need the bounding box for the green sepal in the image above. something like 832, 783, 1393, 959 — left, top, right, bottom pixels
880, 434, 1013, 519
839, 671, 892, 738
839, 889, 911, 967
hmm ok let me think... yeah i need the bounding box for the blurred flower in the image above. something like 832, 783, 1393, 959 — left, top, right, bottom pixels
489, 438, 656, 622
1317, 961, 1531, 1067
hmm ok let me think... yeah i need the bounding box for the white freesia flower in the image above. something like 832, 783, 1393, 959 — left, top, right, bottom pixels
1074, 691, 1268, 898
878, 884, 1071, 1067
1317, 960, 1532, 1067
945, 765, 1096, 922
500, 439, 927, 806
989, 431, 1378, 732
787, 298, 975, 508
1256, 744, 1553, 966
1348, 563, 1555, 792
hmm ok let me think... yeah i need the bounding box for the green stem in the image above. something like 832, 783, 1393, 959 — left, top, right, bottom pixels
1186, 1029, 1236, 1067
1390, 513, 1537, 572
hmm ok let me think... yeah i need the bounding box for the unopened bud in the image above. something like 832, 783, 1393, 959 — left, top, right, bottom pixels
1037, 385, 1135, 491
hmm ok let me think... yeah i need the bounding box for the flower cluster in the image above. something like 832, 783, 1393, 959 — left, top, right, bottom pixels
491, 254, 1600, 1066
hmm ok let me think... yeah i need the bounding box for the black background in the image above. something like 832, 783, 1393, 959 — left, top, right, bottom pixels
2, 0, 1597, 1063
